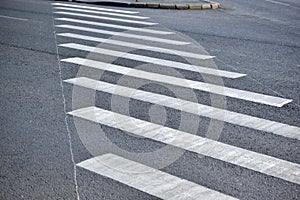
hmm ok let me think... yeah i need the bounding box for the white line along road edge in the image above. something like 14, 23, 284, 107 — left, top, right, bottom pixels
58, 43, 242, 78
64, 77, 300, 140
57, 33, 213, 60
52, 2, 140, 14
70, 106, 300, 185
54, 12, 157, 25
60, 57, 292, 107
55, 18, 173, 35
77, 153, 238, 200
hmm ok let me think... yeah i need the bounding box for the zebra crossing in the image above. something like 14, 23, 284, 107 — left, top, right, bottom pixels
64, 77, 300, 140
52, 2, 300, 199
60, 56, 290, 106
53, 6, 150, 19
56, 24, 189, 44
70, 106, 300, 185
55, 19, 173, 34
77, 154, 237, 200
59, 46, 242, 77
54, 11, 158, 25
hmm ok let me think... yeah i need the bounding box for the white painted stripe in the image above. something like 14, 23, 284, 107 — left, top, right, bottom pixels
55, 18, 173, 35
264, 0, 291, 7
61, 57, 292, 107
56, 25, 189, 45
52, 2, 139, 14
77, 153, 237, 200
59, 43, 243, 78
0, 14, 28, 21
70, 106, 300, 185
54, 11, 157, 25
65, 77, 300, 140
57, 33, 214, 60
53, 7, 149, 19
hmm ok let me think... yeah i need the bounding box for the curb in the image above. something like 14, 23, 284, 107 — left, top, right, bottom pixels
73, 0, 221, 10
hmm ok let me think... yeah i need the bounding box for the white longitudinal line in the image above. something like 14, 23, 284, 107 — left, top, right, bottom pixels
64, 77, 300, 140
77, 153, 238, 200
53, 7, 149, 19
264, 0, 291, 7
55, 18, 173, 35
57, 33, 213, 60
70, 106, 300, 185
54, 11, 157, 25
61, 57, 292, 107
52, 2, 139, 14
0, 14, 28, 21
56, 25, 189, 45
59, 43, 243, 78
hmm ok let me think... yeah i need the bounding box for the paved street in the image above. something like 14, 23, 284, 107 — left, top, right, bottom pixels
1, 0, 299, 199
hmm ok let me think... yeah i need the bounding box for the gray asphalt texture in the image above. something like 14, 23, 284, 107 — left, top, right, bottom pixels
1, 0, 299, 199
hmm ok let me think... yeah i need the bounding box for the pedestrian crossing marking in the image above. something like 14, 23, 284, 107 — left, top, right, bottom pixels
60, 57, 292, 107
55, 18, 173, 35
54, 12, 157, 25
70, 107, 300, 185
52, 2, 140, 14
57, 32, 214, 60
56, 25, 189, 45
53, 7, 149, 19
52, 5, 299, 198
77, 153, 238, 200
59, 43, 243, 78
64, 77, 300, 140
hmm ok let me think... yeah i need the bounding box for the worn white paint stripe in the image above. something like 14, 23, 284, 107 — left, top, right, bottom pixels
53, 7, 149, 19
264, 0, 291, 7
59, 43, 243, 78
56, 25, 189, 45
65, 77, 300, 140
54, 11, 157, 25
61, 57, 292, 107
52, 2, 139, 14
0, 14, 28, 21
55, 18, 173, 35
77, 153, 237, 200
70, 107, 300, 185
58, 33, 214, 60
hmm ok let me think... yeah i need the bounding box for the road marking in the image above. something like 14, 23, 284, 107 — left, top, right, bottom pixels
57, 33, 214, 60
0, 14, 28, 21
61, 57, 292, 107
65, 77, 300, 140
264, 0, 291, 7
55, 18, 173, 35
52, 2, 139, 14
70, 106, 300, 185
77, 153, 238, 200
59, 43, 243, 78
56, 25, 189, 45
53, 7, 149, 19
54, 11, 157, 25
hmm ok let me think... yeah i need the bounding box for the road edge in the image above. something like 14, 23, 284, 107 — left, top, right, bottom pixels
71, 0, 221, 10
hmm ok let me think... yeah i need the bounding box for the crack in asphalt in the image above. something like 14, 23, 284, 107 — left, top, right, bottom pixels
51, 6, 80, 200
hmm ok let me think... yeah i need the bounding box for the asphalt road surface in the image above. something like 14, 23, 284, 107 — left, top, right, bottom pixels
1, 0, 299, 199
